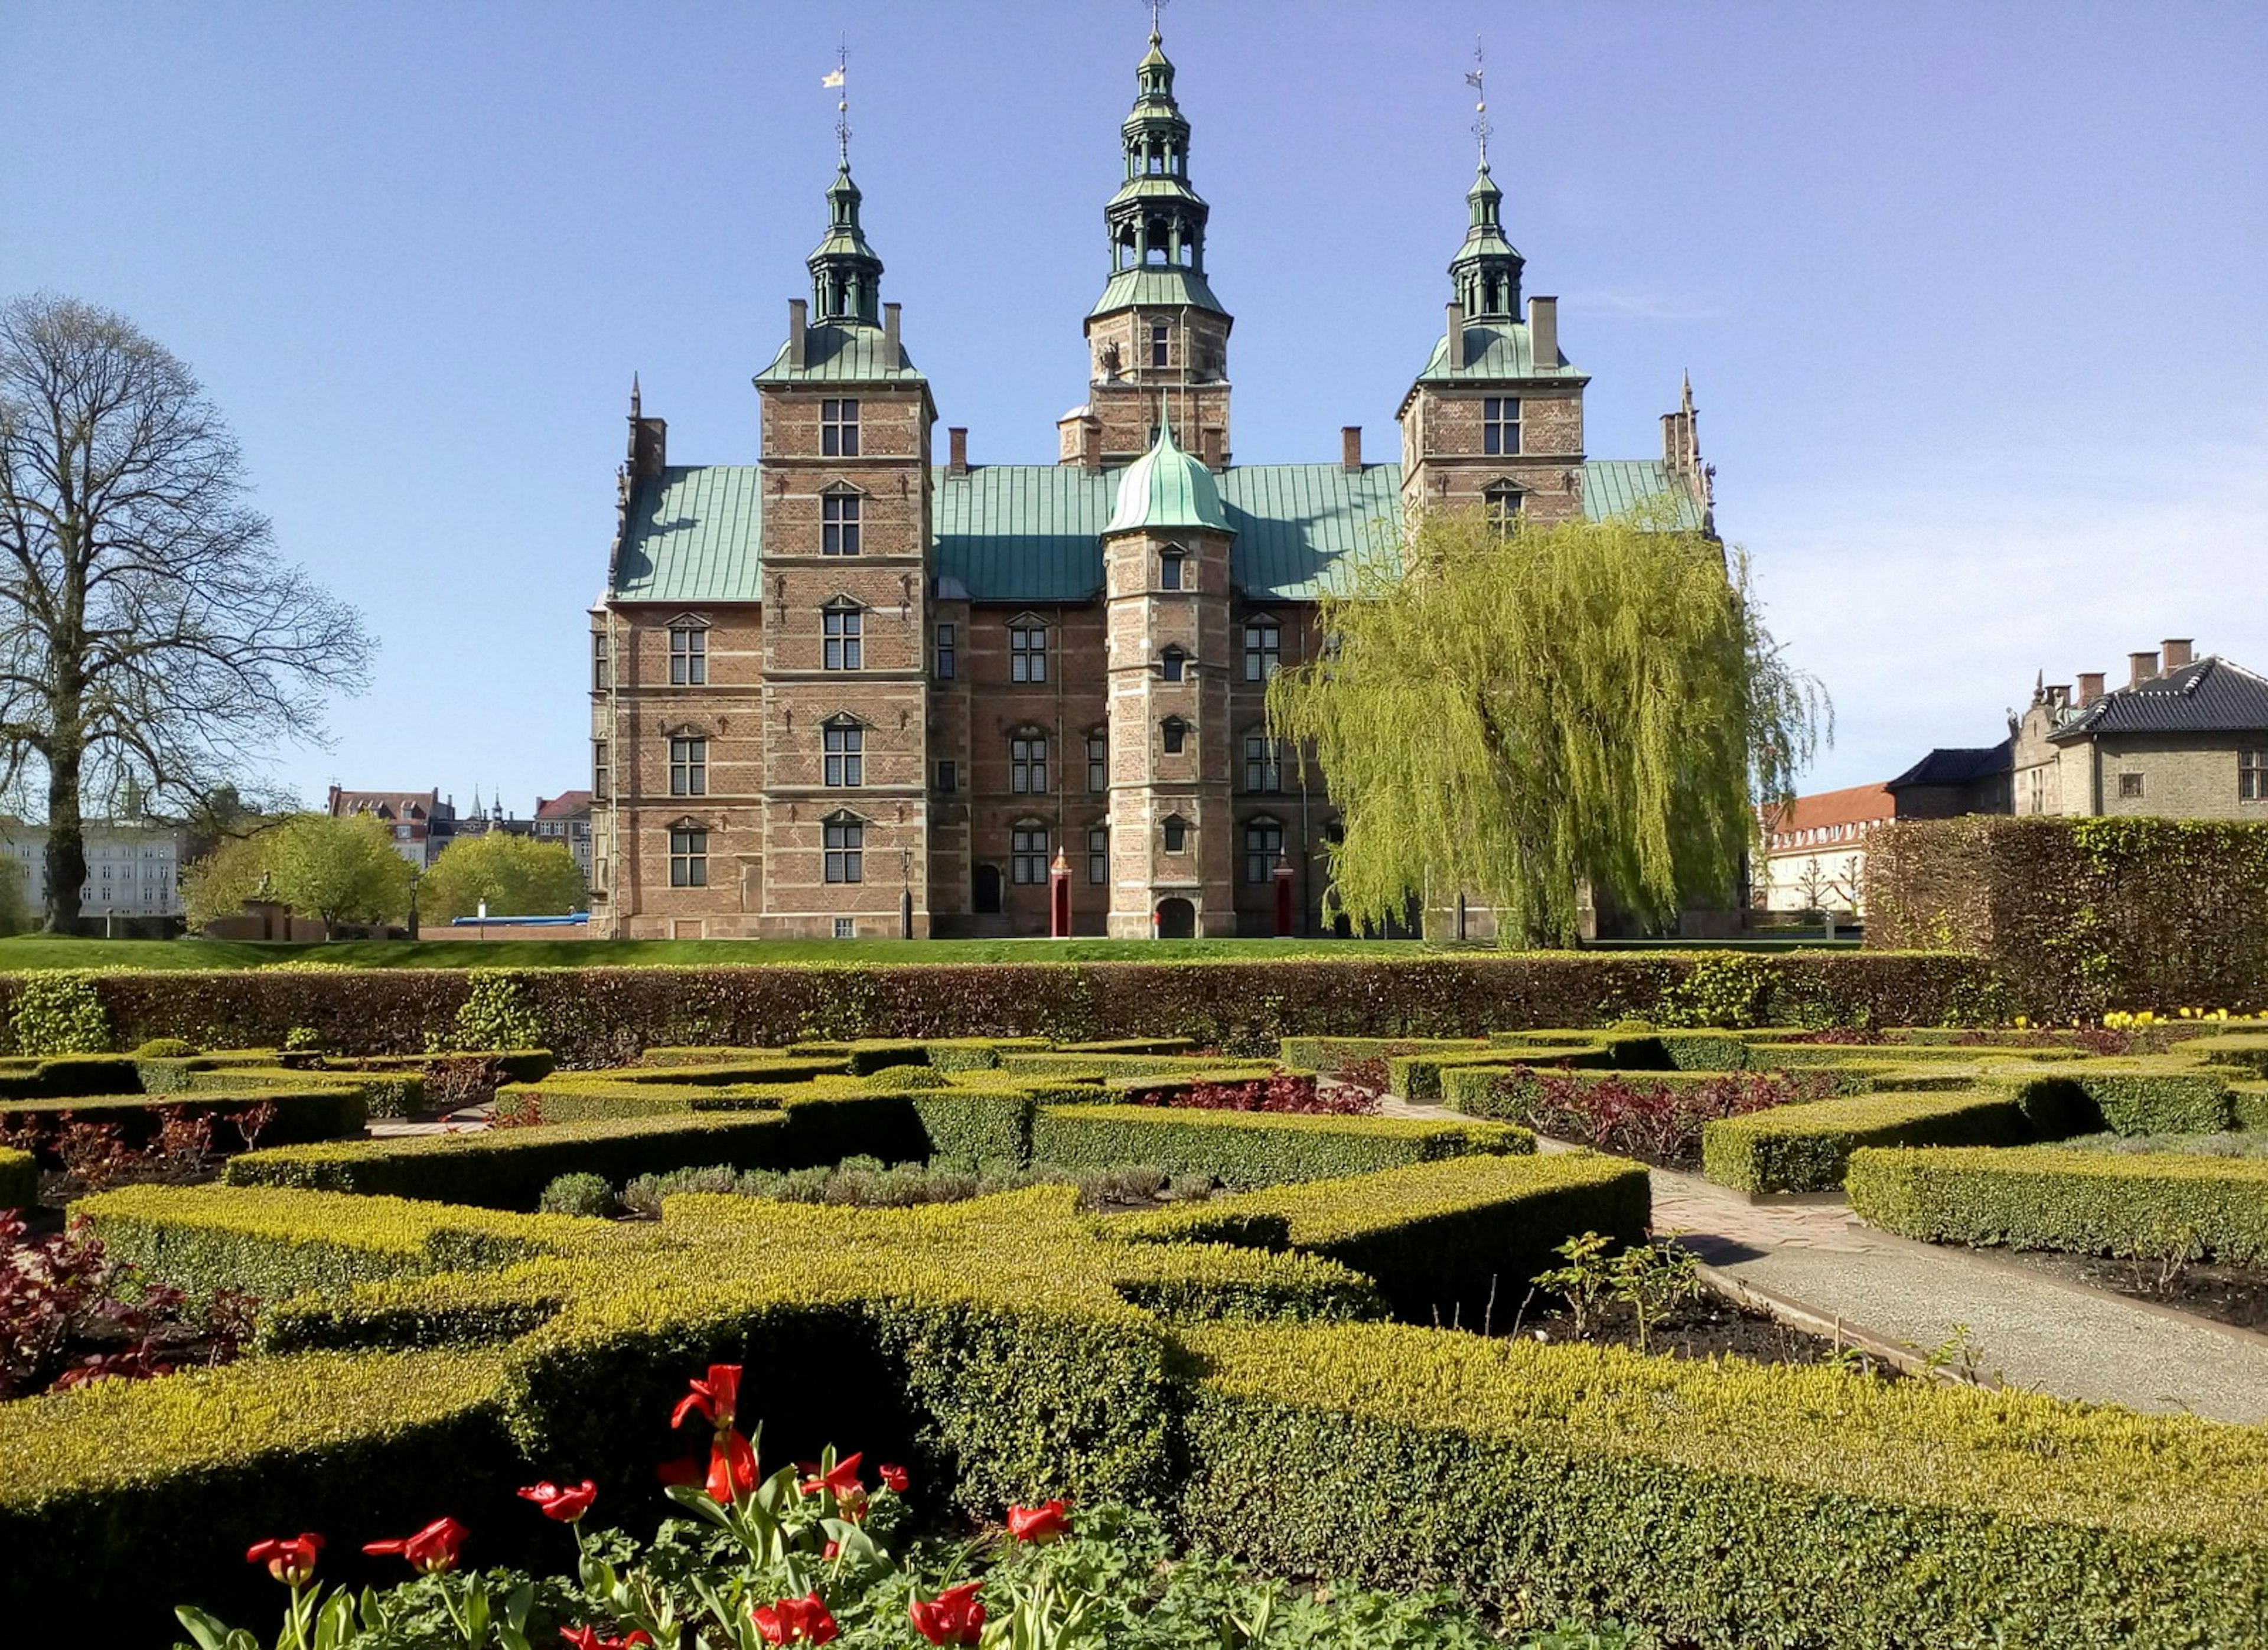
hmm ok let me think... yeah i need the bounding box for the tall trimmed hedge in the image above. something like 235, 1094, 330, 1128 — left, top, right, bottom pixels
0, 1146, 34, 1211
1030, 1105, 1530, 1188
1866, 816, 2268, 1019
7, 954, 1997, 1067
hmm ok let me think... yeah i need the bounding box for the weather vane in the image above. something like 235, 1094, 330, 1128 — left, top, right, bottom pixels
1466, 37, 1490, 165
823, 37, 850, 162
1149, 0, 1168, 41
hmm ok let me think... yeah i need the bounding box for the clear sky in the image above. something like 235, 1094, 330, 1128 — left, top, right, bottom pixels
4, 2, 2263, 813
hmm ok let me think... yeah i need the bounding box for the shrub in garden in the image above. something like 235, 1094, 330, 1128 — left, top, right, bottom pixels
0, 1212, 254, 1399
7, 971, 110, 1057
1702, 1088, 2038, 1194
1454, 1067, 1830, 1169
538, 1173, 615, 1218
1116, 1069, 1367, 1116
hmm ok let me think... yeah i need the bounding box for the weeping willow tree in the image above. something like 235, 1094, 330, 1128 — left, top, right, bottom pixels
1267, 505, 1825, 945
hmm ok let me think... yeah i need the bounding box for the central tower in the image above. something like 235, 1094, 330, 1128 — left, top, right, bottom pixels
1063, 22, 1233, 470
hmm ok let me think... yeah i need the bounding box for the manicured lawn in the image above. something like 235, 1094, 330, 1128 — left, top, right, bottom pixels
0, 934, 1452, 971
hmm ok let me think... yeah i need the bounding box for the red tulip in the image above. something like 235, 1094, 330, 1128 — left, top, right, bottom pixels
1006, 1499, 1070, 1544
560, 1630, 654, 1650
671, 1363, 743, 1431
910, 1581, 986, 1646
245, 1532, 322, 1587
518, 1479, 598, 1522
751, 1590, 839, 1645
363, 1517, 469, 1574
822, 1538, 840, 1560
706, 1427, 759, 1504
656, 1452, 704, 1488
879, 1462, 910, 1494
800, 1451, 865, 1504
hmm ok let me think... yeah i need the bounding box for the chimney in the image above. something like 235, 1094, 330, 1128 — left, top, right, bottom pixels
883, 302, 902, 367
628, 413, 667, 479
1529, 295, 1559, 371
787, 299, 807, 370
1341, 425, 1363, 471
947, 426, 969, 477
1080, 416, 1102, 473
2129, 650, 2160, 687
2162, 637, 2194, 670
1198, 425, 1223, 469
2078, 671, 2106, 706
1445, 299, 1464, 368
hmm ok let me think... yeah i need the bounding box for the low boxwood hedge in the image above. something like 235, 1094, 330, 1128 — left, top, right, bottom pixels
1601, 1031, 1752, 1071
1847, 1146, 2268, 1264
1995, 1065, 2238, 1137
0, 1146, 34, 1211
1179, 1320, 2268, 1649
1385, 1049, 1533, 1101
1276, 1036, 1485, 1074
221, 1113, 799, 1210
0, 1086, 366, 1153
0, 1054, 142, 1101
1700, 1089, 2035, 1194
1030, 1104, 1530, 1188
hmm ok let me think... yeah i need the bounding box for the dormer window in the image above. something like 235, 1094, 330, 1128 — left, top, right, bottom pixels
1160, 646, 1187, 683
1159, 549, 1185, 591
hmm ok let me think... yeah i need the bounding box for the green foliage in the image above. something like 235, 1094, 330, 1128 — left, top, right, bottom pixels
1847, 1145, 2268, 1264
263, 813, 416, 930
1700, 1088, 2035, 1194
0, 1145, 35, 1209
861, 1061, 947, 1090
8, 970, 110, 1055
536, 1171, 615, 1218
452, 969, 545, 1050
1030, 1104, 1531, 1189
417, 831, 586, 921
1266, 507, 1824, 944
131, 1036, 194, 1059
1179, 1320, 2268, 1649
0, 1085, 364, 1153
181, 831, 274, 932
1656, 956, 1775, 1029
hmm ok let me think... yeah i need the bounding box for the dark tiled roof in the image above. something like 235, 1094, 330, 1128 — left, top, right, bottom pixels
1887, 739, 2013, 790
2048, 657, 2268, 741
535, 791, 592, 820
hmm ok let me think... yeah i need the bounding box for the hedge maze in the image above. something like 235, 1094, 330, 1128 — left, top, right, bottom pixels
8, 1010, 2268, 1644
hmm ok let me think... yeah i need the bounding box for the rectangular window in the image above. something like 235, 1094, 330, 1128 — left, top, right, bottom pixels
1087, 733, 1107, 793
1245, 819, 1285, 885
825, 819, 863, 883
823, 608, 862, 670
2119, 772, 2146, 800
1150, 321, 1170, 370
824, 725, 863, 787
1162, 719, 1187, 755
1011, 826, 1050, 884
592, 740, 610, 801
2243, 750, 2268, 801
1163, 817, 1187, 853
669, 736, 707, 797
1010, 624, 1047, 682
936, 759, 957, 793
1159, 552, 1184, 591
934, 622, 956, 680
822, 494, 861, 555
820, 397, 860, 458
669, 625, 707, 685
1243, 621, 1280, 682
1483, 396, 1521, 456
1011, 733, 1048, 794
669, 827, 708, 888
1244, 733, 1284, 794
1087, 826, 1108, 885
1160, 648, 1185, 682
833, 917, 856, 938
592, 631, 610, 691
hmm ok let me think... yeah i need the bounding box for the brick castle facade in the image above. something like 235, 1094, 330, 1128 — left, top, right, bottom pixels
589, 27, 1712, 939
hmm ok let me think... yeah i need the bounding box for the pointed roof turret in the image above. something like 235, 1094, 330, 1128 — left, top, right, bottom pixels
1105, 407, 1231, 535
1449, 157, 1523, 321
809, 158, 884, 325
1091, 17, 1226, 318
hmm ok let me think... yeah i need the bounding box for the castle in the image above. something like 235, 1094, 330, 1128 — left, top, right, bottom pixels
589, 25, 1712, 940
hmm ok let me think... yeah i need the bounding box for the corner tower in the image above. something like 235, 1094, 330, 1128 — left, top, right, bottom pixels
1066, 22, 1233, 470
1397, 140, 1589, 527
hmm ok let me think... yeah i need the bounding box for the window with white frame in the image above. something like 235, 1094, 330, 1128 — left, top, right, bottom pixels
669, 826, 708, 888
1086, 731, 1108, 793
2244, 749, 2268, 801
1010, 621, 1047, 682
823, 604, 862, 670
1484, 483, 1523, 532
669, 736, 707, 797
669, 624, 707, 685
1011, 731, 1048, 794
824, 816, 863, 883
1150, 321, 1170, 369
1243, 732, 1285, 793
592, 631, 610, 691
1011, 823, 1050, 884
1243, 618, 1280, 681
823, 721, 863, 787
1087, 826, 1108, 885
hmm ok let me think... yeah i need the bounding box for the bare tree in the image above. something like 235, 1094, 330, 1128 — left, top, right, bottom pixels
0, 294, 374, 930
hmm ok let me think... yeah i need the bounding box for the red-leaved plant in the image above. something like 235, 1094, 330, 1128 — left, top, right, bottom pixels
1504, 1068, 1831, 1169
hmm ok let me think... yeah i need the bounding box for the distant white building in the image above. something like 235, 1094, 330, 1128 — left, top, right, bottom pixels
0, 819, 187, 917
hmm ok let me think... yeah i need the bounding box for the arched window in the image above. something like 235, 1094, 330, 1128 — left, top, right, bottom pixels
1162, 814, 1190, 855
1243, 732, 1286, 794
1011, 730, 1048, 794
1243, 618, 1280, 682
1244, 817, 1285, 885
1159, 548, 1186, 591
1161, 716, 1188, 755
1160, 646, 1187, 682
1011, 821, 1050, 884
1484, 483, 1524, 533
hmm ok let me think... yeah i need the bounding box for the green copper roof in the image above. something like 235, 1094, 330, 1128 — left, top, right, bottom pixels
609, 456, 1698, 606
1414, 319, 1576, 383
755, 323, 926, 384
1582, 459, 1708, 530
1089, 266, 1227, 318
611, 465, 764, 602
1105, 420, 1230, 535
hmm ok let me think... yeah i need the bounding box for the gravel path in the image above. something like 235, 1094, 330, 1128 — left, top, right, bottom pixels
1386, 1097, 2268, 1420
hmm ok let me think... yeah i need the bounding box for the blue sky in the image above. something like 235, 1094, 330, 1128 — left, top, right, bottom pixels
4, 2, 2263, 812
